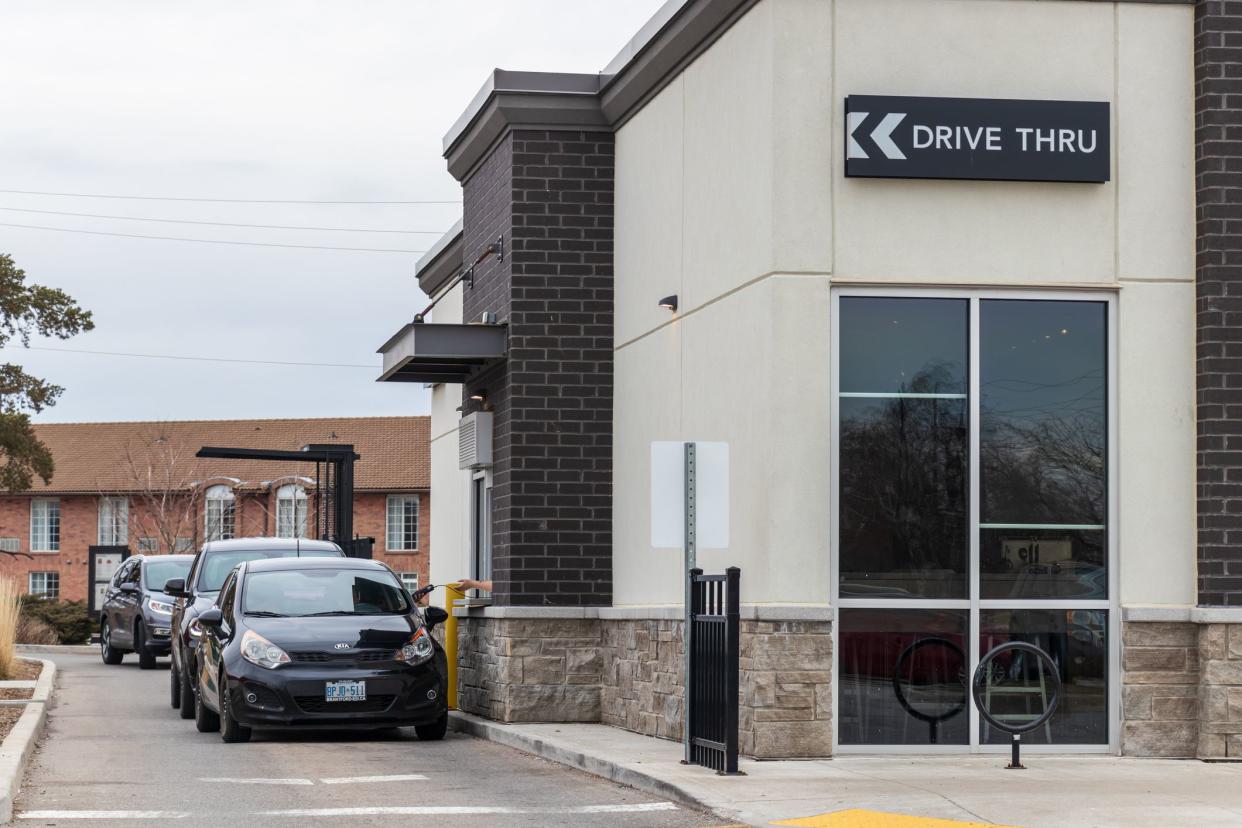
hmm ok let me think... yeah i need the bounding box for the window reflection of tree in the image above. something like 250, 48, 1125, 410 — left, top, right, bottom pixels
840, 365, 967, 595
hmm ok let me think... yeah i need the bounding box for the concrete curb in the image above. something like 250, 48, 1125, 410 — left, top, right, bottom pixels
0, 659, 54, 823
448, 712, 721, 819
17, 645, 94, 656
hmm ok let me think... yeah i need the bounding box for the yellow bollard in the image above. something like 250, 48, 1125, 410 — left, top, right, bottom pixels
443, 584, 463, 710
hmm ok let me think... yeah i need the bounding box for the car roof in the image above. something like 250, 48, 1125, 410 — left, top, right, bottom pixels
240, 557, 388, 574
200, 537, 344, 554
136, 554, 195, 564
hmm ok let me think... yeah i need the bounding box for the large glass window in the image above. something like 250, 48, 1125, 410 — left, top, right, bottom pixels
980, 300, 1107, 600
29, 571, 59, 599
839, 297, 968, 599
834, 293, 1112, 752
30, 499, 59, 552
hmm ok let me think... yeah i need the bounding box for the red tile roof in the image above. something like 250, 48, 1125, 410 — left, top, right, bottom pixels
24, 417, 429, 494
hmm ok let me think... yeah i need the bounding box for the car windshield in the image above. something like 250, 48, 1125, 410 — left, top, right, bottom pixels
144, 560, 191, 592
195, 549, 341, 593
242, 569, 411, 617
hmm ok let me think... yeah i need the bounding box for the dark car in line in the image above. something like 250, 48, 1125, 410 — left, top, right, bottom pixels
99, 554, 194, 669
164, 538, 345, 720
192, 557, 448, 743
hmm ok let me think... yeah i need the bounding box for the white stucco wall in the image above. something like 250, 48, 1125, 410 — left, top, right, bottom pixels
613, 0, 1196, 608
426, 282, 473, 590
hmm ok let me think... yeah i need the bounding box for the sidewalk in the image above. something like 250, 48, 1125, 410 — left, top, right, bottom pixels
449, 713, 1242, 827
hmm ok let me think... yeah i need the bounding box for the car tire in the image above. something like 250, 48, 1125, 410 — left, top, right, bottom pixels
414, 711, 447, 741
194, 678, 219, 733
100, 620, 123, 665
218, 673, 251, 744
178, 657, 196, 720
169, 663, 182, 708
136, 622, 157, 670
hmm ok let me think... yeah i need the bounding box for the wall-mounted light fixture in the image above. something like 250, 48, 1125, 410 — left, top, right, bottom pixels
469, 390, 488, 403
658, 295, 679, 312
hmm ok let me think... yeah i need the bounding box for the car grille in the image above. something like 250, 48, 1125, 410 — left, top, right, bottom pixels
294, 694, 396, 714
290, 650, 396, 665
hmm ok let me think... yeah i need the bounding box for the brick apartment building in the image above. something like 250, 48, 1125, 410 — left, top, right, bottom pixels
0, 417, 430, 606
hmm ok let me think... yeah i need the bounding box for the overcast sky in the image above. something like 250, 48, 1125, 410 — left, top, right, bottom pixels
0, 1, 665, 423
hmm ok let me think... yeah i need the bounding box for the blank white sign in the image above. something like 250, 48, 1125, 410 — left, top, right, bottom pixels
650, 441, 729, 550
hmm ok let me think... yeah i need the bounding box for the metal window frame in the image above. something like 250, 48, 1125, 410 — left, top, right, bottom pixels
829, 286, 1119, 756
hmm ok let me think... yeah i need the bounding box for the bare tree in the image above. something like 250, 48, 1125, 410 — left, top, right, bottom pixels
112, 428, 207, 555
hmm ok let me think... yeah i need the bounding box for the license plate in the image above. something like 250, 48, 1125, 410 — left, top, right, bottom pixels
324, 680, 366, 702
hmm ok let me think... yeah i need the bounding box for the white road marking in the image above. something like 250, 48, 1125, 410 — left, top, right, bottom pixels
199, 777, 314, 785
319, 773, 429, 784
20, 811, 189, 820
261, 806, 514, 816
575, 803, 681, 813
260, 802, 680, 817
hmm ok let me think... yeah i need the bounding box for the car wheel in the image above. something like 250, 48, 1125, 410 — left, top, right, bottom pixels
178, 654, 195, 720
414, 711, 447, 741
100, 620, 123, 665
218, 673, 251, 744
194, 677, 219, 733
169, 663, 181, 708
136, 622, 157, 670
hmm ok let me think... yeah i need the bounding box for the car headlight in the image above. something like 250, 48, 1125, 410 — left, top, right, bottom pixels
395, 628, 435, 665
147, 598, 175, 616
188, 618, 203, 639
240, 630, 290, 670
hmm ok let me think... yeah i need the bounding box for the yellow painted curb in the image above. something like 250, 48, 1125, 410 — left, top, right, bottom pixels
772, 809, 1019, 828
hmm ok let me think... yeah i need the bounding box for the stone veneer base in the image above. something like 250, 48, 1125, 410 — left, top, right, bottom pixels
455, 607, 833, 759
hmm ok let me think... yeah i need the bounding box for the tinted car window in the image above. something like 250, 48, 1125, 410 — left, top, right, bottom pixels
112, 560, 133, 587
195, 549, 341, 593
242, 569, 410, 617
219, 572, 238, 619
144, 559, 190, 592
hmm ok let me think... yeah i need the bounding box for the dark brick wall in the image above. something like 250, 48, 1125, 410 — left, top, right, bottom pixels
1196, 1, 1242, 605
462, 129, 615, 607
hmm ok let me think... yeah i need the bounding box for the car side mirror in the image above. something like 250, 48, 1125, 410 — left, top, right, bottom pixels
163, 578, 187, 598
423, 606, 449, 629
198, 608, 224, 630
119, 583, 139, 594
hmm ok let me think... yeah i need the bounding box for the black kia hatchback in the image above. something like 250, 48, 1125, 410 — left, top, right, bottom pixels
192, 557, 448, 743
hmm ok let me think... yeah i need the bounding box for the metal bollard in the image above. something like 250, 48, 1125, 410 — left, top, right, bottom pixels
444, 584, 464, 710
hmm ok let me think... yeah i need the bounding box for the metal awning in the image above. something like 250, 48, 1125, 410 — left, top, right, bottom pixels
376, 322, 507, 383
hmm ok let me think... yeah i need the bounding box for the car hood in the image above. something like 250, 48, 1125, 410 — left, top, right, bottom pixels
244, 614, 419, 651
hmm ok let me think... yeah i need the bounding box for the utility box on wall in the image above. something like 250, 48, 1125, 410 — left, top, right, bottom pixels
458, 411, 493, 469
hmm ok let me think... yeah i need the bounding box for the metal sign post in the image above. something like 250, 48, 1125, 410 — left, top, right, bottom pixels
682, 442, 696, 763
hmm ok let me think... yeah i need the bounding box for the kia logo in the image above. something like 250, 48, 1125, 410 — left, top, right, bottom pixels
334, 643, 350, 650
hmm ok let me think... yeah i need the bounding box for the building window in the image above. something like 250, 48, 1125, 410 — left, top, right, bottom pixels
204, 485, 235, 542
834, 291, 1112, 750
30, 499, 60, 552
136, 537, 160, 553
386, 495, 419, 551
174, 537, 194, 553
0, 538, 20, 554
29, 571, 58, 599
98, 497, 129, 546
274, 484, 308, 539
399, 572, 419, 595
472, 475, 492, 590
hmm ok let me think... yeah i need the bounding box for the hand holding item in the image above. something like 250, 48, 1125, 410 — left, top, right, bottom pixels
452, 578, 493, 593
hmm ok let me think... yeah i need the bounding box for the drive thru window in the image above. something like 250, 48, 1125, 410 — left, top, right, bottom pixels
832, 290, 1115, 752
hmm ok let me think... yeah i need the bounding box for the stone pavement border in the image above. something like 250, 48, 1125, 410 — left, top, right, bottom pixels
0, 658, 54, 823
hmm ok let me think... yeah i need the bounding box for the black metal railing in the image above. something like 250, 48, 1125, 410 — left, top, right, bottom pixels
686, 566, 740, 774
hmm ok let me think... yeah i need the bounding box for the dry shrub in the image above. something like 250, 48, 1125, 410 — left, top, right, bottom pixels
15, 615, 58, 646
0, 579, 20, 680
